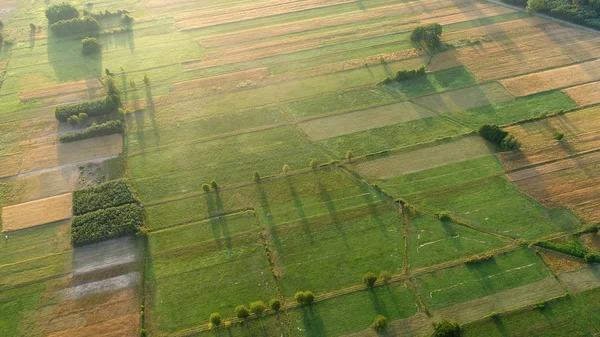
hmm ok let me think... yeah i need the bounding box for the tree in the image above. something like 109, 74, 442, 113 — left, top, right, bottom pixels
211, 180, 218, 190
224, 321, 232, 329
269, 298, 282, 311
235, 305, 250, 319
526, 0, 546, 13
143, 74, 150, 86
371, 315, 387, 331
78, 112, 89, 125
363, 272, 377, 287
346, 150, 353, 162
410, 23, 443, 50
202, 184, 210, 192
432, 320, 461, 337
45, 3, 79, 24
283, 164, 290, 174
82, 37, 101, 55
294, 291, 314, 305
68, 115, 80, 126
380, 271, 392, 284
129, 80, 136, 90
253, 171, 260, 182
309, 159, 318, 170
209, 312, 222, 329
250, 301, 266, 316
29, 23, 36, 32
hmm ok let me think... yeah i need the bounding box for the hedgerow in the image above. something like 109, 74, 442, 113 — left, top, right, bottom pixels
71, 203, 145, 246
45, 3, 79, 24
50, 16, 99, 37
478, 124, 520, 151
59, 120, 125, 143
536, 239, 589, 258
72, 178, 137, 215
55, 95, 119, 121
380, 65, 426, 85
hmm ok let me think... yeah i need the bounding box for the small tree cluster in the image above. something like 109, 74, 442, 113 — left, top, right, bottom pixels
363, 272, 378, 287
371, 315, 387, 331
410, 23, 443, 50
294, 291, 315, 305
478, 124, 520, 151
381, 65, 427, 84
50, 16, 100, 37
45, 3, 79, 24
432, 320, 461, 337
209, 312, 221, 329
82, 37, 101, 55
67, 112, 89, 126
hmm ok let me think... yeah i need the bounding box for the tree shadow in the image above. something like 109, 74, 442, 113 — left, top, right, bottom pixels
47, 36, 102, 82
491, 315, 509, 336
317, 180, 348, 247
145, 84, 160, 148
287, 178, 314, 244
256, 183, 284, 260
215, 191, 232, 250
369, 289, 390, 318
300, 306, 326, 337
205, 193, 222, 249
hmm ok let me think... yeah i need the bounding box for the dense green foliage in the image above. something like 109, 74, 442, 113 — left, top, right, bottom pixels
380, 65, 426, 84
209, 313, 221, 328
294, 291, 315, 305
45, 3, 79, 24
82, 37, 101, 55
234, 305, 250, 319
50, 16, 100, 37
526, 0, 600, 29
410, 23, 443, 50
433, 320, 461, 337
362, 272, 377, 287
72, 178, 137, 216
55, 96, 119, 121
371, 315, 387, 331
478, 124, 520, 151
536, 239, 589, 258
59, 120, 125, 143
269, 298, 281, 311
71, 204, 145, 246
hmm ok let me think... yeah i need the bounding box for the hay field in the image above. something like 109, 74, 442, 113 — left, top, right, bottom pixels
3, 0, 600, 336
1, 193, 72, 232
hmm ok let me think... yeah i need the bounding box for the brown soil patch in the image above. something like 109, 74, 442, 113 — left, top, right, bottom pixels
562, 81, 600, 107
176, 0, 354, 30
2, 193, 72, 232
0, 152, 22, 178
412, 82, 514, 114
539, 249, 587, 274
20, 134, 123, 174
46, 313, 139, 337
434, 277, 565, 323
580, 233, 600, 252
174, 67, 269, 91
20, 79, 102, 101
500, 58, 600, 97
507, 152, 600, 182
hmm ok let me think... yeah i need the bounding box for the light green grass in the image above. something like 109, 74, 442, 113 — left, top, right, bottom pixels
144, 168, 383, 231
128, 126, 329, 202
0, 283, 45, 337
289, 282, 419, 337
0, 221, 70, 267
462, 296, 595, 337
404, 176, 582, 239
0, 253, 71, 291
316, 116, 470, 159
378, 155, 504, 196
407, 215, 509, 269
384, 66, 477, 97
446, 90, 577, 128
148, 214, 278, 333
269, 202, 404, 297
415, 248, 550, 309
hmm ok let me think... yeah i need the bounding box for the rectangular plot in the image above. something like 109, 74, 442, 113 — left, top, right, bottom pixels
0, 153, 21, 178
500, 59, 600, 97
20, 79, 102, 101
562, 81, 600, 107
2, 193, 72, 232
298, 102, 435, 141
355, 136, 493, 179
412, 82, 513, 114
558, 264, 600, 294
174, 67, 269, 89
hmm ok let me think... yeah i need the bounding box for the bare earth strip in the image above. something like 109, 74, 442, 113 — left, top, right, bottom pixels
355, 136, 492, 179
46, 314, 139, 337
175, 0, 354, 30
434, 277, 565, 323
0, 152, 22, 178
298, 102, 436, 141
500, 58, 600, 97
341, 312, 433, 337
1, 193, 72, 232
173, 68, 269, 91
558, 264, 600, 294
562, 81, 600, 107
20, 79, 102, 101
412, 82, 514, 114
20, 134, 123, 174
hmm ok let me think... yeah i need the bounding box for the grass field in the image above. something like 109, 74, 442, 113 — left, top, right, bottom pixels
2, 0, 600, 335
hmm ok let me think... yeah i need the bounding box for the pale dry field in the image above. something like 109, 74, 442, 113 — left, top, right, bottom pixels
355, 136, 492, 179
20, 79, 102, 101
0, 153, 22, 178
562, 81, 600, 107
539, 249, 587, 274
1, 193, 72, 232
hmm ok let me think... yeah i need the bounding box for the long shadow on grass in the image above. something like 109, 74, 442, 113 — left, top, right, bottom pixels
369, 289, 390, 318
215, 191, 232, 250
256, 183, 284, 259
300, 306, 326, 337
145, 84, 160, 149
441, 219, 464, 251
491, 315, 509, 336
205, 193, 223, 249
287, 178, 314, 244
358, 182, 389, 238
47, 36, 102, 81
465, 258, 502, 297
317, 180, 347, 247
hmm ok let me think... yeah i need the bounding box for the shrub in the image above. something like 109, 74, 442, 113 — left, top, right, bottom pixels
143, 74, 150, 85
45, 3, 79, 24
438, 211, 452, 221
371, 315, 387, 331
555, 132, 565, 141
294, 291, 315, 305
211, 180, 218, 190
68, 115, 80, 126
380, 271, 392, 284
346, 150, 354, 162
129, 80, 136, 90
250, 301, 266, 316
202, 184, 210, 192
59, 120, 125, 143
29, 23, 36, 32
309, 159, 318, 170
209, 312, 221, 328
283, 164, 291, 174
50, 17, 100, 37
269, 298, 282, 311
585, 253, 600, 264
363, 272, 378, 287
253, 171, 261, 182
82, 37, 101, 55
224, 321, 232, 329
55, 96, 119, 122
432, 320, 461, 337
71, 204, 145, 246
234, 305, 250, 319
72, 179, 137, 215
535, 301, 546, 310
78, 112, 89, 124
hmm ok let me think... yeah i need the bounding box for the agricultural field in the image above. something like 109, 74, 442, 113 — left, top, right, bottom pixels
2, 0, 600, 336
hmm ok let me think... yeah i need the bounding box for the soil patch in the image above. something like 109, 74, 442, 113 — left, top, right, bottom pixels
539, 249, 587, 274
